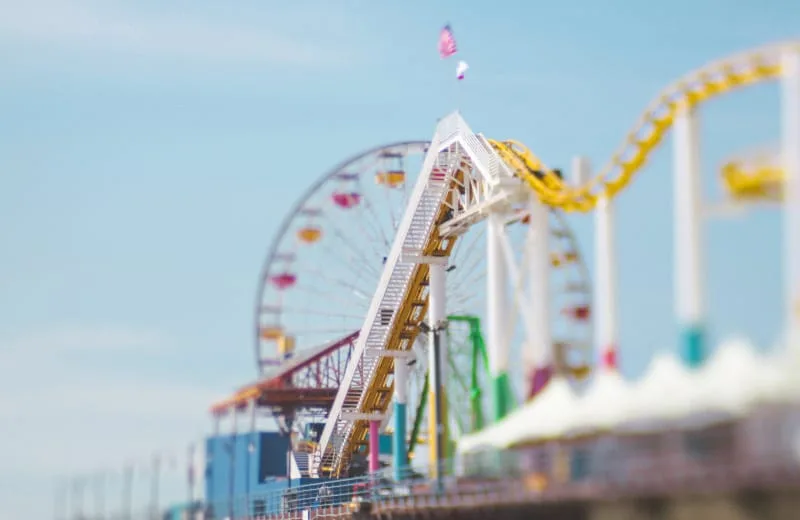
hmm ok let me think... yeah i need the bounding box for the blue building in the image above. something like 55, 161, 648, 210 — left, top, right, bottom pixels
204, 428, 397, 518
204, 431, 334, 518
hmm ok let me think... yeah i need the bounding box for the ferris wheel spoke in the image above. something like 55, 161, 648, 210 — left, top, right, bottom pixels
330, 207, 386, 258
356, 174, 404, 238
358, 197, 393, 249
288, 248, 372, 295
289, 328, 360, 339
288, 285, 370, 313
294, 266, 373, 301
450, 225, 486, 269
314, 239, 378, 282
382, 187, 399, 232
278, 307, 366, 321
449, 292, 480, 312
351, 205, 390, 251
448, 254, 485, 291
323, 219, 385, 279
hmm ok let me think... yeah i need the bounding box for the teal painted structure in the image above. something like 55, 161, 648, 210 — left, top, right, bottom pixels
681, 324, 705, 368
392, 402, 407, 480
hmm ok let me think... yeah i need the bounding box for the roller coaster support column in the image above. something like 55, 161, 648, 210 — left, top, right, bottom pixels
528, 194, 553, 391
595, 193, 619, 371
369, 420, 380, 473
782, 49, 800, 351
674, 105, 706, 368
386, 350, 415, 481
487, 213, 513, 419
428, 261, 449, 492
393, 359, 408, 479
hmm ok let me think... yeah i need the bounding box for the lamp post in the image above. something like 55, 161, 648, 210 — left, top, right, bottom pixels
245, 399, 257, 520
227, 411, 238, 520
92, 472, 105, 520
149, 454, 161, 520
419, 318, 447, 495
53, 477, 68, 520
121, 464, 133, 520
70, 476, 85, 520
187, 443, 196, 516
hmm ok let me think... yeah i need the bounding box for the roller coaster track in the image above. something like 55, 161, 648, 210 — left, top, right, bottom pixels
721, 155, 784, 203
311, 113, 518, 478
490, 41, 799, 212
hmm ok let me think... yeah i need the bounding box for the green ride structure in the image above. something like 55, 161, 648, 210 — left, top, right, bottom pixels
407, 314, 513, 463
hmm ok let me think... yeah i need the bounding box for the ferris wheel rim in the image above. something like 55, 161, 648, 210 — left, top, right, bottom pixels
551, 209, 593, 301
253, 140, 431, 373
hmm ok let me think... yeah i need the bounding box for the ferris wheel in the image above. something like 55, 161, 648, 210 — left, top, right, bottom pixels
255, 141, 431, 369
254, 141, 592, 412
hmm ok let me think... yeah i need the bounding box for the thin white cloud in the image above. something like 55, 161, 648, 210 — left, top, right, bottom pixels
0, 1, 357, 67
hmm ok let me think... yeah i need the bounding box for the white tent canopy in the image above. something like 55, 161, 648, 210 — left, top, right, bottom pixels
457, 377, 579, 453
458, 338, 799, 455
568, 370, 631, 434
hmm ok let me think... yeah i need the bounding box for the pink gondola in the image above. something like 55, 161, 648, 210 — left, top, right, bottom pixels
270, 273, 297, 290
332, 192, 361, 209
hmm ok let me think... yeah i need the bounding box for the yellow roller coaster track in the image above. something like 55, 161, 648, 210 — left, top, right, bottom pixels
489, 41, 799, 212
721, 158, 784, 203
330, 164, 467, 477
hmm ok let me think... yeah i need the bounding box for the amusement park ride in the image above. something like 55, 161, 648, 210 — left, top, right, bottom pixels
208, 40, 800, 489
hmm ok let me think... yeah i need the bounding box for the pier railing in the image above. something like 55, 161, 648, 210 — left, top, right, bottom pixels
64, 404, 800, 520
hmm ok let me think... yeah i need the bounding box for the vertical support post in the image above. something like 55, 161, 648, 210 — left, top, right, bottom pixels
245, 399, 256, 519
782, 50, 800, 352
428, 262, 448, 490
674, 105, 706, 367
487, 213, 512, 419
595, 193, 619, 371
54, 478, 67, 520
209, 416, 219, 518
93, 473, 105, 520
368, 420, 381, 473
121, 464, 133, 520
392, 359, 408, 481
527, 195, 552, 394
71, 477, 85, 520
150, 453, 161, 520
187, 443, 196, 514
228, 411, 238, 520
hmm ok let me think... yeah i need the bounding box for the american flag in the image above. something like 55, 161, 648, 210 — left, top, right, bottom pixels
438, 24, 457, 59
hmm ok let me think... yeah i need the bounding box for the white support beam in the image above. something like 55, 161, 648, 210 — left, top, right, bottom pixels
340, 412, 387, 422
398, 253, 449, 265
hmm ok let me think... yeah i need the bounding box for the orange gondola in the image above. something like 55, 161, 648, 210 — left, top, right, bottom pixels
375, 170, 406, 188
260, 326, 284, 340
297, 227, 322, 244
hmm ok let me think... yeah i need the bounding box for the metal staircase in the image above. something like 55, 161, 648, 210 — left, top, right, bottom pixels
310, 112, 513, 478
293, 451, 311, 477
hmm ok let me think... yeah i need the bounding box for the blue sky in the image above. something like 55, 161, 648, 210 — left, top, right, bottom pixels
1, 0, 799, 517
